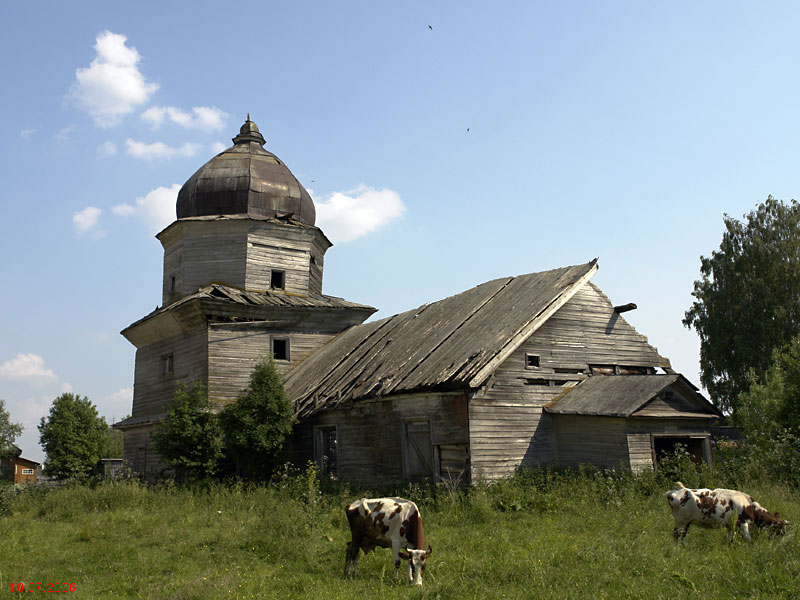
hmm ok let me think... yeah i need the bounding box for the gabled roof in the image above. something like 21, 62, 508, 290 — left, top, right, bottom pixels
544, 374, 721, 418
286, 260, 599, 416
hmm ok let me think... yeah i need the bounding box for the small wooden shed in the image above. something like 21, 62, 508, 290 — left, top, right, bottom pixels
544, 374, 722, 471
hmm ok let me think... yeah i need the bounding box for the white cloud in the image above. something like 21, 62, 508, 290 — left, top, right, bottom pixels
55, 124, 76, 142
314, 185, 406, 243
141, 105, 228, 131
113, 183, 179, 233
72, 206, 102, 235
99, 141, 118, 155
104, 387, 133, 417
60, 382, 73, 394
20, 128, 35, 138
0, 353, 57, 382
125, 139, 201, 160
211, 141, 227, 154
69, 31, 158, 127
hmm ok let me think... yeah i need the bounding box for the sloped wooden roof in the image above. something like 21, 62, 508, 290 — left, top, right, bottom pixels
123, 283, 375, 331
286, 261, 598, 416
544, 374, 721, 418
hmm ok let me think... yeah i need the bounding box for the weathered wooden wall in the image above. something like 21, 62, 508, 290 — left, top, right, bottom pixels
122, 424, 166, 481
552, 415, 630, 468
208, 324, 337, 402
131, 328, 208, 417
294, 392, 469, 486
469, 283, 670, 481
625, 418, 714, 472
159, 219, 329, 304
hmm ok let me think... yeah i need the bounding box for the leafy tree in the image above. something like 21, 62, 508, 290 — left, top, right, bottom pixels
737, 336, 800, 435
152, 382, 222, 482
220, 358, 296, 481
730, 337, 800, 485
100, 423, 125, 459
1, 399, 23, 458
683, 196, 800, 414
38, 393, 108, 479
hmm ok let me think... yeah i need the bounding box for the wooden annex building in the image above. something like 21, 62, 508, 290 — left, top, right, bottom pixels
0, 445, 39, 485
116, 117, 720, 483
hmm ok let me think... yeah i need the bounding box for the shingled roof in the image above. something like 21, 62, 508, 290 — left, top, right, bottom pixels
286, 260, 599, 416
544, 374, 721, 418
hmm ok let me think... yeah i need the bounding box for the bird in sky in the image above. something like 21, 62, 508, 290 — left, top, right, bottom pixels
467, 128, 470, 132
428, 25, 433, 30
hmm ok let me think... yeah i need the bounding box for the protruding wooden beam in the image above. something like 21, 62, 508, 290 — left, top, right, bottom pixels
614, 302, 637, 313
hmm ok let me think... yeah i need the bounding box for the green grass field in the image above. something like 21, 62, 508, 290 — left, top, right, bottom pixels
1, 467, 798, 599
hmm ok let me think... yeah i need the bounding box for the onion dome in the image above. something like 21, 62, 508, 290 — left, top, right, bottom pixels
176, 116, 316, 225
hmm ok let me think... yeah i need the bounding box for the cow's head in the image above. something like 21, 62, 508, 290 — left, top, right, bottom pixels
758, 510, 788, 537
399, 545, 432, 586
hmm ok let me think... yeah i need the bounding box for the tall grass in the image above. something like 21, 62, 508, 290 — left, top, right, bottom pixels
1, 455, 798, 599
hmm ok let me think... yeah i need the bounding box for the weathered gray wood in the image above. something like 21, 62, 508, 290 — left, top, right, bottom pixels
293, 392, 469, 485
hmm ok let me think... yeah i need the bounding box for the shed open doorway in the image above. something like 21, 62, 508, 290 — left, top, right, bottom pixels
653, 434, 711, 467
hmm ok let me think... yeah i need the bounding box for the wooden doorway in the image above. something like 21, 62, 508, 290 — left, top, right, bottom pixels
403, 419, 434, 482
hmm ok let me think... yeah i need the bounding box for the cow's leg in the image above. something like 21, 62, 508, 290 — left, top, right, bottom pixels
345, 540, 360, 576
672, 521, 689, 544
738, 520, 753, 542
391, 539, 403, 581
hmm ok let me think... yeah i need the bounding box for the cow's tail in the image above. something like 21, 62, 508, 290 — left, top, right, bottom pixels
675, 481, 686, 489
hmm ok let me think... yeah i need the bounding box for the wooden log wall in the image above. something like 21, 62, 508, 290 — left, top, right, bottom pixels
552, 415, 630, 468
122, 424, 166, 481
208, 324, 337, 403
169, 224, 247, 300
247, 229, 317, 295
469, 283, 670, 481
159, 219, 330, 304
131, 328, 208, 417
294, 392, 469, 486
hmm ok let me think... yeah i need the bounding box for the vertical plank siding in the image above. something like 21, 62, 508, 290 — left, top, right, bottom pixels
294, 392, 469, 486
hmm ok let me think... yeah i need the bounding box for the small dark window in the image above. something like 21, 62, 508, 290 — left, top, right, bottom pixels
161, 354, 174, 375
170, 276, 176, 292
526, 354, 540, 368
310, 255, 317, 265
272, 338, 289, 361
270, 270, 286, 290
524, 378, 549, 386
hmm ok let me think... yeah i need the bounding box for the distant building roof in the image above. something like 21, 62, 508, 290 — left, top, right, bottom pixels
286, 261, 600, 416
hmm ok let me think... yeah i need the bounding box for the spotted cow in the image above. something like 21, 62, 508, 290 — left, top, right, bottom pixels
666, 482, 787, 543
344, 497, 432, 585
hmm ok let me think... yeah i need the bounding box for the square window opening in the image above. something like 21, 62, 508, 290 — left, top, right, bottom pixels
525, 354, 540, 368
270, 270, 286, 290
272, 338, 289, 361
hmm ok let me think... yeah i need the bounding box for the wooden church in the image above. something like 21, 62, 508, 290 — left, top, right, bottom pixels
116, 117, 720, 483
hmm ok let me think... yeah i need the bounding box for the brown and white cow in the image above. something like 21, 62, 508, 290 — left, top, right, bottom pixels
666, 482, 787, 543
344, 497, 432, 585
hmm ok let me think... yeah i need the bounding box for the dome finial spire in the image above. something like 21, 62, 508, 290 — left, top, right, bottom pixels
233, 115, 265, 146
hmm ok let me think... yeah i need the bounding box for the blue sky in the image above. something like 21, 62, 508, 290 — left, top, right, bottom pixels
2, 2, 799, 463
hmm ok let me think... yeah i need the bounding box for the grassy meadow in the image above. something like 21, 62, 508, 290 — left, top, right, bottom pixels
1, 465, 798, 600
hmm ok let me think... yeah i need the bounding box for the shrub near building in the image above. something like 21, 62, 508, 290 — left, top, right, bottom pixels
220, 358, 296, 482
